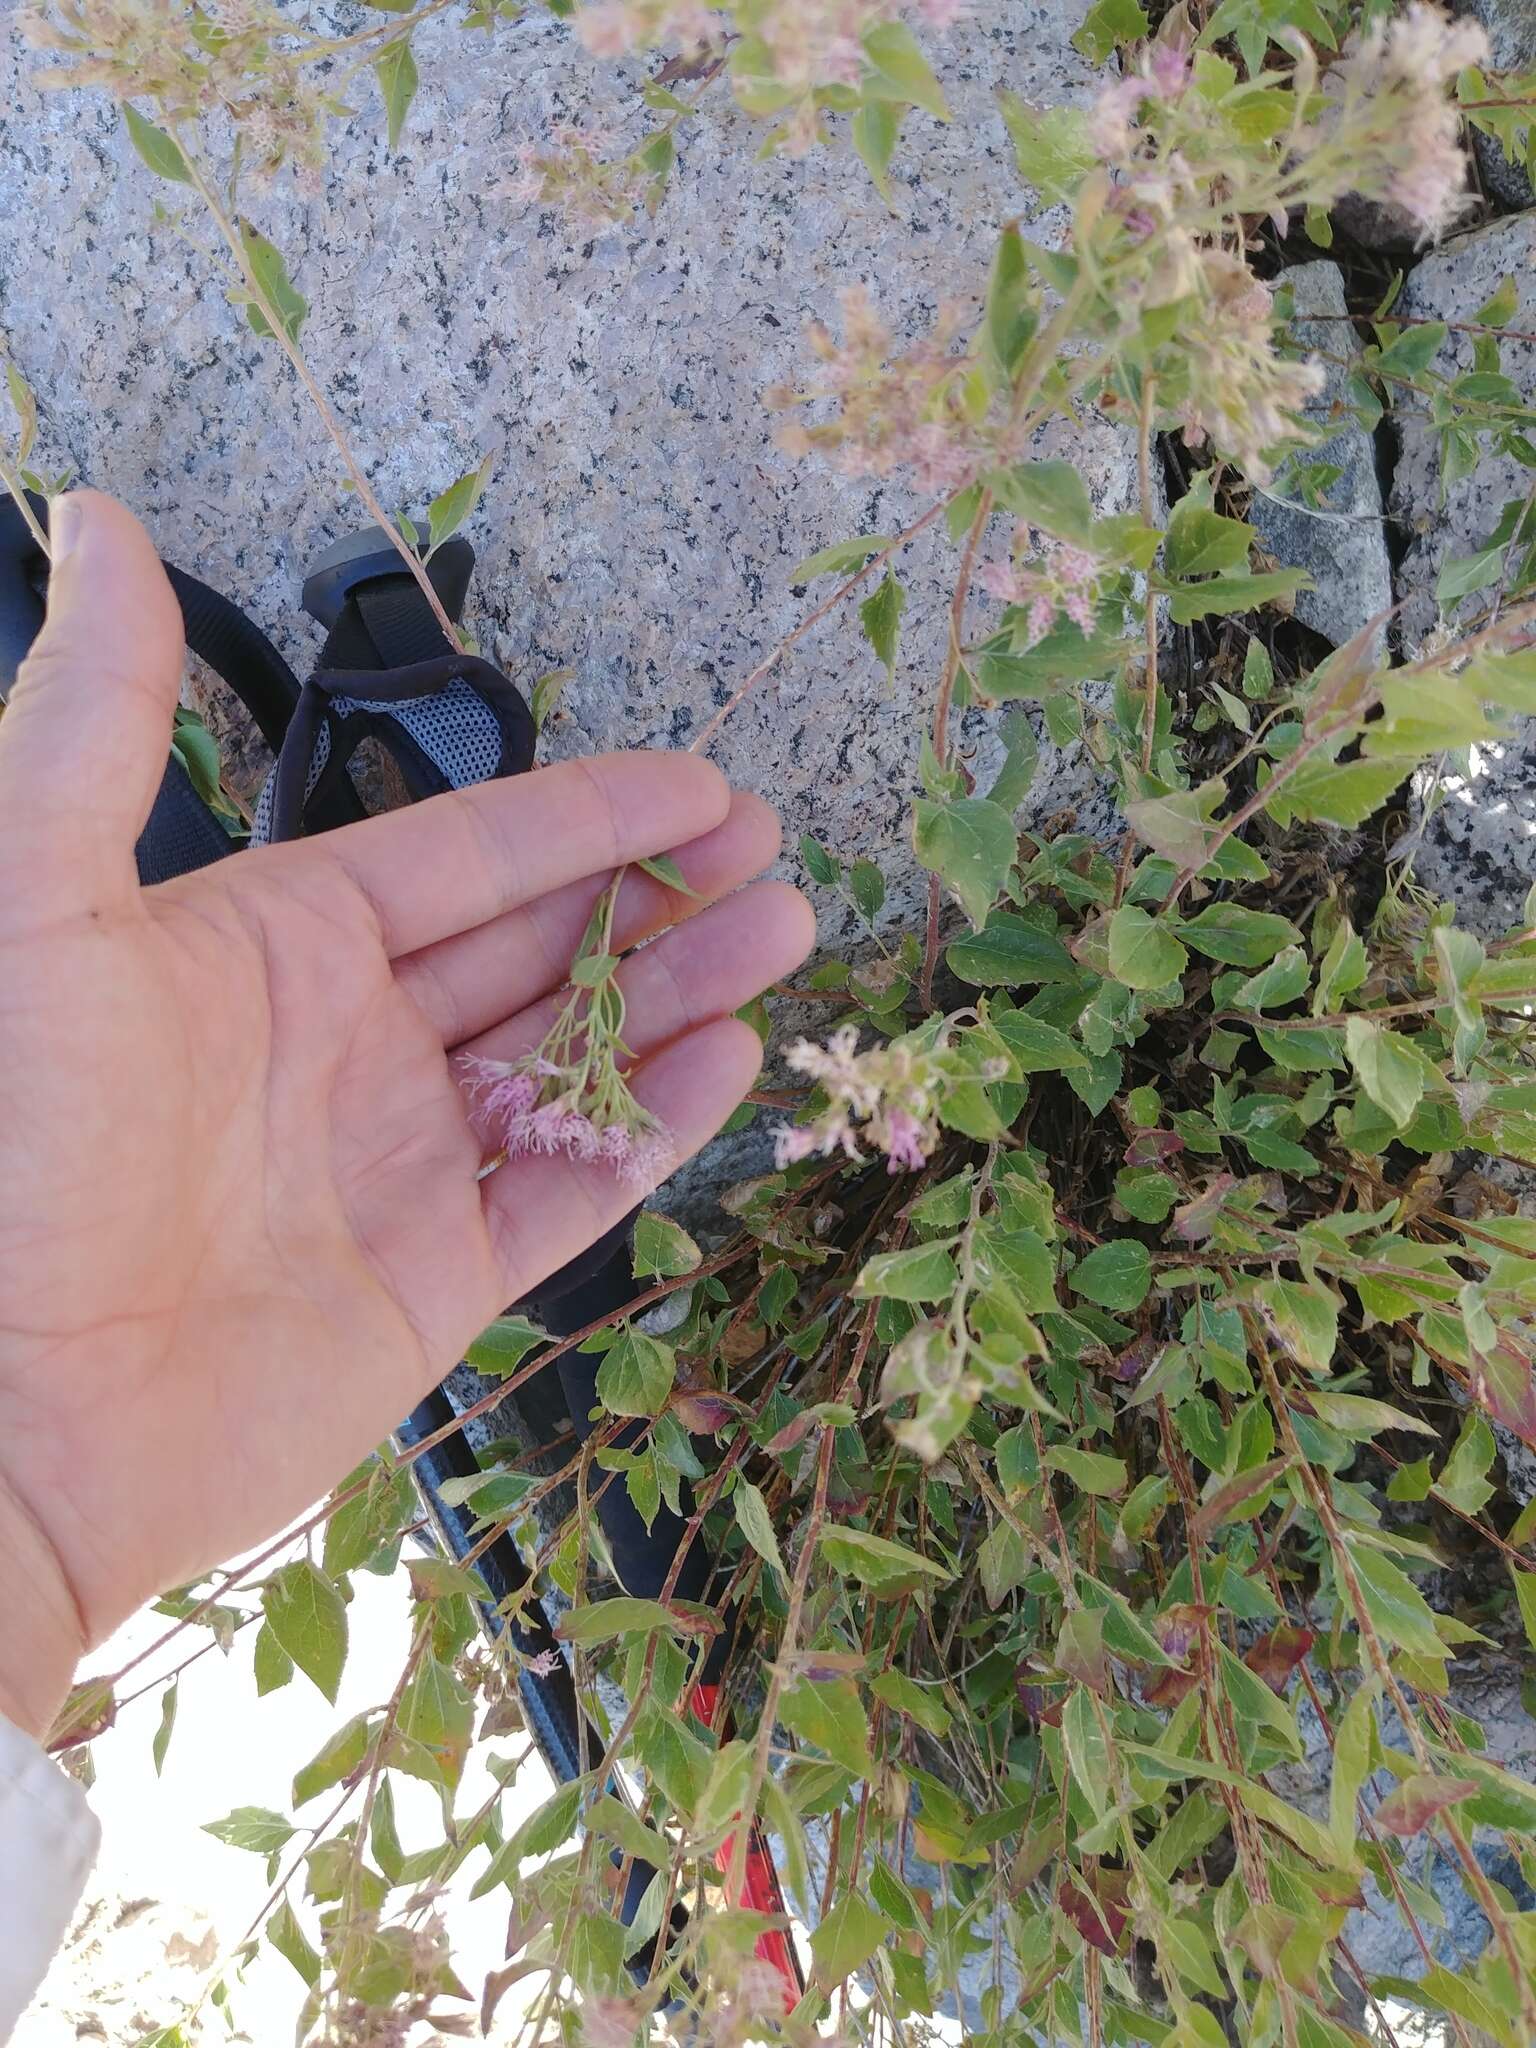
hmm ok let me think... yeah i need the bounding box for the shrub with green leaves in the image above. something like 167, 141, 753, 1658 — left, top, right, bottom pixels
21, 0, 1536, 2042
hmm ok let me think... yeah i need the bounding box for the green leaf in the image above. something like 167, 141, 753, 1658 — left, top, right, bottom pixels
869, 1669, 951, 1737
465, 1313, 546, 1376
800, 833, 841, 885
1116, 1167, 1177, 1222
632, 1211, 702, 1280
1344, 1017, 1425, 1128
1108, 904, 1188, 991
1305, 1392, 1439, 1441
556, 1596, 713, 1645
861, 20, 949, 119
530, 666, 570, 734
991, 1011, 1088, 1072
733, 1478, 787, 1583
1164, 498, 1253, 579
596, 1327, 675, 1418
989, 711, 1038, 812
267, 1899, 321, 1987
793, 536, 893, 580
1434, 1412, 1496, 1516
239, 223, 308, 344
999, 94, 1094, 205
123, 103, 191, 183
1046, 1446, 1129, 1496
1176, 904, 1300, 967
811, 1891, 891, 1992
782, 1677, 871, 1775
1512, 1566, 1536, 1654
1073, 0, 1149, 63
853, 1241, 959, 1303
1344, 1539, 1446, 1660
427, 454, 493, 551
859, 573, 906, 682
990, 459, 1093, 546
1259, 1278, 1338, 1374
851, 97, 902, 200
375, 36, 419, 150
1329, 1675, 1377, 1855
262, 1561, 348, 1704
1062, 1687, 1110, 1818
913, 796, 1017, 930
1272, 755, 1404, 829
292, 1712, 373, 1807
947, 911, 1077, 987
1072, 1239, 1152, 1311
398, 1653, 473, 1786
1124, 789, 1214, 871
253, 1621, 294, 1696
152, 1679, 178, 1777
1165, 569, 1308, 624
204, 1806, 294, 1855
819, 1525, 952, 1593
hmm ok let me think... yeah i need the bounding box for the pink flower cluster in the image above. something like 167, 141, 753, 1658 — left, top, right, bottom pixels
978, 529, 1100, 645
1089, 37, 1192, 162
1337, 3, 1488, 244
775, 1023, 943, 1174
770, 286, 982, 493
463, 1055, 671, 1187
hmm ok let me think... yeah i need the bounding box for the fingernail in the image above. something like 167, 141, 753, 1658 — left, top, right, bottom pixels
48, 495, 83, 570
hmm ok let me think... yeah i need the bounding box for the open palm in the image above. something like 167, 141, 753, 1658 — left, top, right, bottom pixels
0, 493, 812, 1736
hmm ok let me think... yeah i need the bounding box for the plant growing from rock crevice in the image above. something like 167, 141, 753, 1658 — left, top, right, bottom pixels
23, 3, 1536, 2045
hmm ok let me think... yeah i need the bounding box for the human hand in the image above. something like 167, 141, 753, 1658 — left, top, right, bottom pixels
0, 492, 813, 1738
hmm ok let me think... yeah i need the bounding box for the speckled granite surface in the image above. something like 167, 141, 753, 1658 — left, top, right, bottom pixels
1390, 210, 1536, 935
0, 2, 1130, 964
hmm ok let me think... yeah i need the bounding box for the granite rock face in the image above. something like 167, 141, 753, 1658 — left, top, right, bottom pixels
0, 6, 1129, 971
1458, 0, 1536, 211
1390, 210, 1536, 935
1252, 259, 1392, 653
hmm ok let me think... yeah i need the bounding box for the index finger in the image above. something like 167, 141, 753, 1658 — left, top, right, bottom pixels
250, 750, 732, 958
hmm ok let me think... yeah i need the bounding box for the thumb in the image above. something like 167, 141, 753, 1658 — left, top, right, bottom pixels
0, 490, 185, 909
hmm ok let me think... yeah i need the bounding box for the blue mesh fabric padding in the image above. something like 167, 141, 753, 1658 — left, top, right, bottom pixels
250, 678, 500, 846
252, 720, 331, 846
330, 678, 502, 789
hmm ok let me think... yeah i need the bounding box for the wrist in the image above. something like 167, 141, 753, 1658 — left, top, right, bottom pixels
0, 1467, 87, 1740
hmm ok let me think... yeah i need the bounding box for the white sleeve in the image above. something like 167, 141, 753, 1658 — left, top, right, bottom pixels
0, 1709, 99, 2042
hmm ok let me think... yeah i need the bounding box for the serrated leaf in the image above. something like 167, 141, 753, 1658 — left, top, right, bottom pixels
1176, 904, 1300, 967
859, 572, 905, 682
947, 911, 1077, 987
861, 19, 948, 119
1108, 904, 1188, 991
262, 1561, 347, 1704
267, 1899, 321, 1987
990, 459, 1093, 546
204, 1805, 294, 1854
1345, 1017, 1425, 1128
465, 1314, 546, 1376
556, 1596, 712, 1644
782, 1677, 870, 1775
820, 1525, 952, 1593
811, 1891, 891, 1991
913, 796, 1017, 930
853, 1241, 958, 1302
632, 1210, 701, 1279
851, 97, 901, 200
1072, 1239, 1151, 1311
596, 1327, 675, 1418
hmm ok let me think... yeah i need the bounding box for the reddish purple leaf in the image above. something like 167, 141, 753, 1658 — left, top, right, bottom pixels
1243, 1623, 1315, 1694
1374, 1774, 1480, 1837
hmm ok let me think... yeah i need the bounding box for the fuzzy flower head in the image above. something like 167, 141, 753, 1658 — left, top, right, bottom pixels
1171, 253, 1326, 483
775, 1022, 999, 1174
979, 526, 1103, 645
463, 1030, 671, 1189
769, 286, 984, 492
499, 123, 654, 226
1088, 34, 1193, 163
1327, 3, 1487, 244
